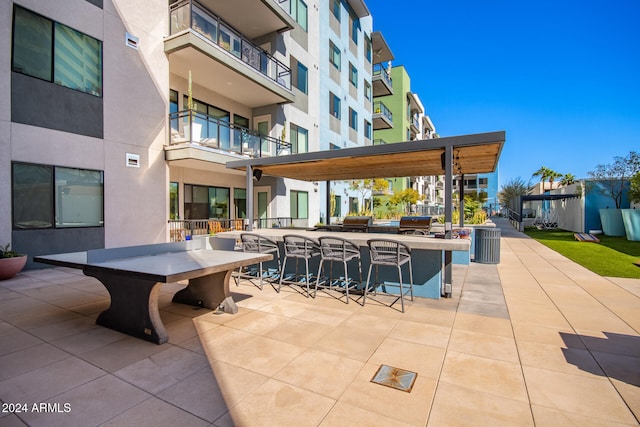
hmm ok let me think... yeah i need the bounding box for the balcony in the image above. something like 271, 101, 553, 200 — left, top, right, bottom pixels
410, 115, 420, 137
196, 0, 295, 38
373, 101, 393, 130
372, 138, 388, 145
372, 63, 393, 97
166, 0, 295, 108
165, 109, 291, 165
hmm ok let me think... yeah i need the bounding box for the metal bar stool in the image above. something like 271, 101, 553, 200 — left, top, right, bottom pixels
237, 233, 281, 290
278, 235, 320, 297
365, 238, 414, 312
315, 236, 362, 304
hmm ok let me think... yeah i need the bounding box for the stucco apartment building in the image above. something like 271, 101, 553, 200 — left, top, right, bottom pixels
1, 0, 378, 267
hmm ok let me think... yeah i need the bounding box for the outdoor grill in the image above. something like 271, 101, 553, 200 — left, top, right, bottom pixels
398, 216, 433, 235
341, 216, 373, 232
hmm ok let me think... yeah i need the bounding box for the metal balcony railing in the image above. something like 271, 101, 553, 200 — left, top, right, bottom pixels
411, 116, 420, 131
170, 0, 291, 90
169, 109, 291, 157
373, 138, 387, 145
373, 101, 393, 122
373, 63, 392, 87
168, 217, 293, 241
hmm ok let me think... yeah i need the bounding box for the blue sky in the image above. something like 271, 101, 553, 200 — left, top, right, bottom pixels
366, 0, 640, 187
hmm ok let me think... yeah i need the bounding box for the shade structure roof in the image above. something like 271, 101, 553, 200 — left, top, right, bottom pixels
226, 131, 505, 181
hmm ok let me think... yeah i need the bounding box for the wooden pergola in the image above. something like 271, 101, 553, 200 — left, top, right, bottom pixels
226, 130, 506, 297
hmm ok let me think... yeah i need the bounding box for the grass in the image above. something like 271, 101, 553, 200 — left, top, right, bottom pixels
523, 228, 640, 278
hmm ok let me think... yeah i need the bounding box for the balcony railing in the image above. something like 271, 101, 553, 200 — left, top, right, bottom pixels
169, 217, 293, 241
170, 0, 291, 90
373, 101, 393, 122
169, 109, 291, 157
373, 63, 392, 87
411, 116, 420, 131
373, 138, 387, 145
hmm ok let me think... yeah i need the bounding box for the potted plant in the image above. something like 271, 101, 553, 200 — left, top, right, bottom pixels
0, 244, 28, 280
588, 151, 640, 236
622, 171, 640, 241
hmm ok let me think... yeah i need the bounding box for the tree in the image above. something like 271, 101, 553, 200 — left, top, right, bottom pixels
559, 173, 576, 187
498, 177, 531, 210
629, 172, 640, 205
588, 151, 640, 209
348, 179, 389, 215
387, 188, 422, 216
532, 166, 561, 191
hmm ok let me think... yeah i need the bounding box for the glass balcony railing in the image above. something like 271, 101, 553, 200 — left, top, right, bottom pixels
411, 116, 420, 131
373, 138, 387, 145
373, 101, 393, 122
170, 0, 291, 90
372, 63, 392, 87
169, 109, 291, 157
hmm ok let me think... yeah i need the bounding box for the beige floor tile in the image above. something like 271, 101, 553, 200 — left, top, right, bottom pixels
428, 382, 534, 427
340, 312, 399, 335
313, 325, 385, 362
320, 401, 414, 427
217, 379, 335, 427
518, 340, 605, 378
511, 321, 586, 349
531, 404, 636, 427
448, 329, 519, 363
339, 362, 436, 426
574, 330, 640, 358
368, 338, 445, 380
78, 336, 170, 372
293, 304, 353, 327
439, 351, 528, 402
27, 316, 96, 342
19, 375, 150, 427
263, 317, 334, 347
400, 305, 457, 327
256, 298, 310, 318
208, 359, 270, 409
208, 332, 306, 377
0, 327, 44, 356
102, 397, 210, 427
523, 365, 637, 424
223, 309, 288, 335
157, 366, 233, 423
609, 378, 640, 422
452, 312, 514, 338
0, 357, 105, 403
388, 319, 451, 348
0, 343, 70, 381
274, 348, 365, 399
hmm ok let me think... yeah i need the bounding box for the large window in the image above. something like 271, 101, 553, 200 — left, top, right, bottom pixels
349, 11, 359, 44
365, 35, 372, 62
234, 188, 247, 219
184, 184, 230, 219
291, 57, 308, 94
290, 123, 308, 154
290, 190, 308, 219
12, 6, 102, 97
331, 0, 341, 21
364, 80, 371, 101
330, 92, 341, 119
364, 120, 372, 139
12, 163, 103, 229
349, 108, 358, 130
170, 182, 179, 220
185, 97, 231, 148
349, 63, 358, 88
329, 41, 341, 70
291, 0, 308, 31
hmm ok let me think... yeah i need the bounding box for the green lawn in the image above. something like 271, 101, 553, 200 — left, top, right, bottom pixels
523, 228, 640, 278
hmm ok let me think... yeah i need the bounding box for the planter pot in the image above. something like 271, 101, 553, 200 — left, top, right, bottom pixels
621, 209, 640, 241
599, 209, 626, 236
0, 255, 27, 280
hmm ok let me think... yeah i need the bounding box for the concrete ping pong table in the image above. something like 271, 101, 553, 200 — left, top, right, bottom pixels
34, 240, 272, 344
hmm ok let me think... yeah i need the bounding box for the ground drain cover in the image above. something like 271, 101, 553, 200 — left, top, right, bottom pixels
371, 364, 417, 393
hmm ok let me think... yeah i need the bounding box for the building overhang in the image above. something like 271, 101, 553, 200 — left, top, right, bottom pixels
408, 92, 424, 114
346, 0, 370, 18
226, 131, 506, 181
165, 143, 255, 175
371, 31, 394, 63
197, 0, 296, 38
165, 31, 295, 108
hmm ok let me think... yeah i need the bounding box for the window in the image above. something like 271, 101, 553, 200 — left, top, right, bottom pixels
234, 188, 247, 219
479, 178, 488, 186
349, 197, 359, 215
184, 97, 230, 148
291, 0, 308, 31
292, 57, 308, 94
329, 41, 341, 70
290, 123, 308, 154
365, 35, 372, 62
349, 63, 358, 87
12, 162, 104, 229
169, 182, 179, 220
290, 190, 308, 219
330, 92, 341, 119
170, 90, 179, 132
333, 195, 342, 217
364, 120, 372, 139
331, 0, 341, 21
349, 10, 359, 44
349, 108, 357, 130
184, 184, 230, 219
364, 80, 371, 101
12, 6, 102, 97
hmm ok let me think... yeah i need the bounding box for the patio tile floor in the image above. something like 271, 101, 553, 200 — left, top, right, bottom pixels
0, 217, 638, 426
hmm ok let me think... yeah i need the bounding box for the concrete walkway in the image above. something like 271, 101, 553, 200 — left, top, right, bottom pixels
0, 218, 638, 426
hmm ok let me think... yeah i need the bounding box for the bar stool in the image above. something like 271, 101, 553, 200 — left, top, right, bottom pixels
278, 235, 320, 297
365, 238, 414, 312
237, 233, 281, 290
315, 236, 362, 304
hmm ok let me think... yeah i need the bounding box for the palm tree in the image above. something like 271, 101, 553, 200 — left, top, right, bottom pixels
559, 173, 576, 187
547, 170, 562, 190
532, 166, 561, 191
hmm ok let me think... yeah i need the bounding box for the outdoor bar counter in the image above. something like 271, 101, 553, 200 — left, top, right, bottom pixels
217, 228, 470, 299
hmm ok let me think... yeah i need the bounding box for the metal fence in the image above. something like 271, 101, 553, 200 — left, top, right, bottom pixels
168, 217, 293, 241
